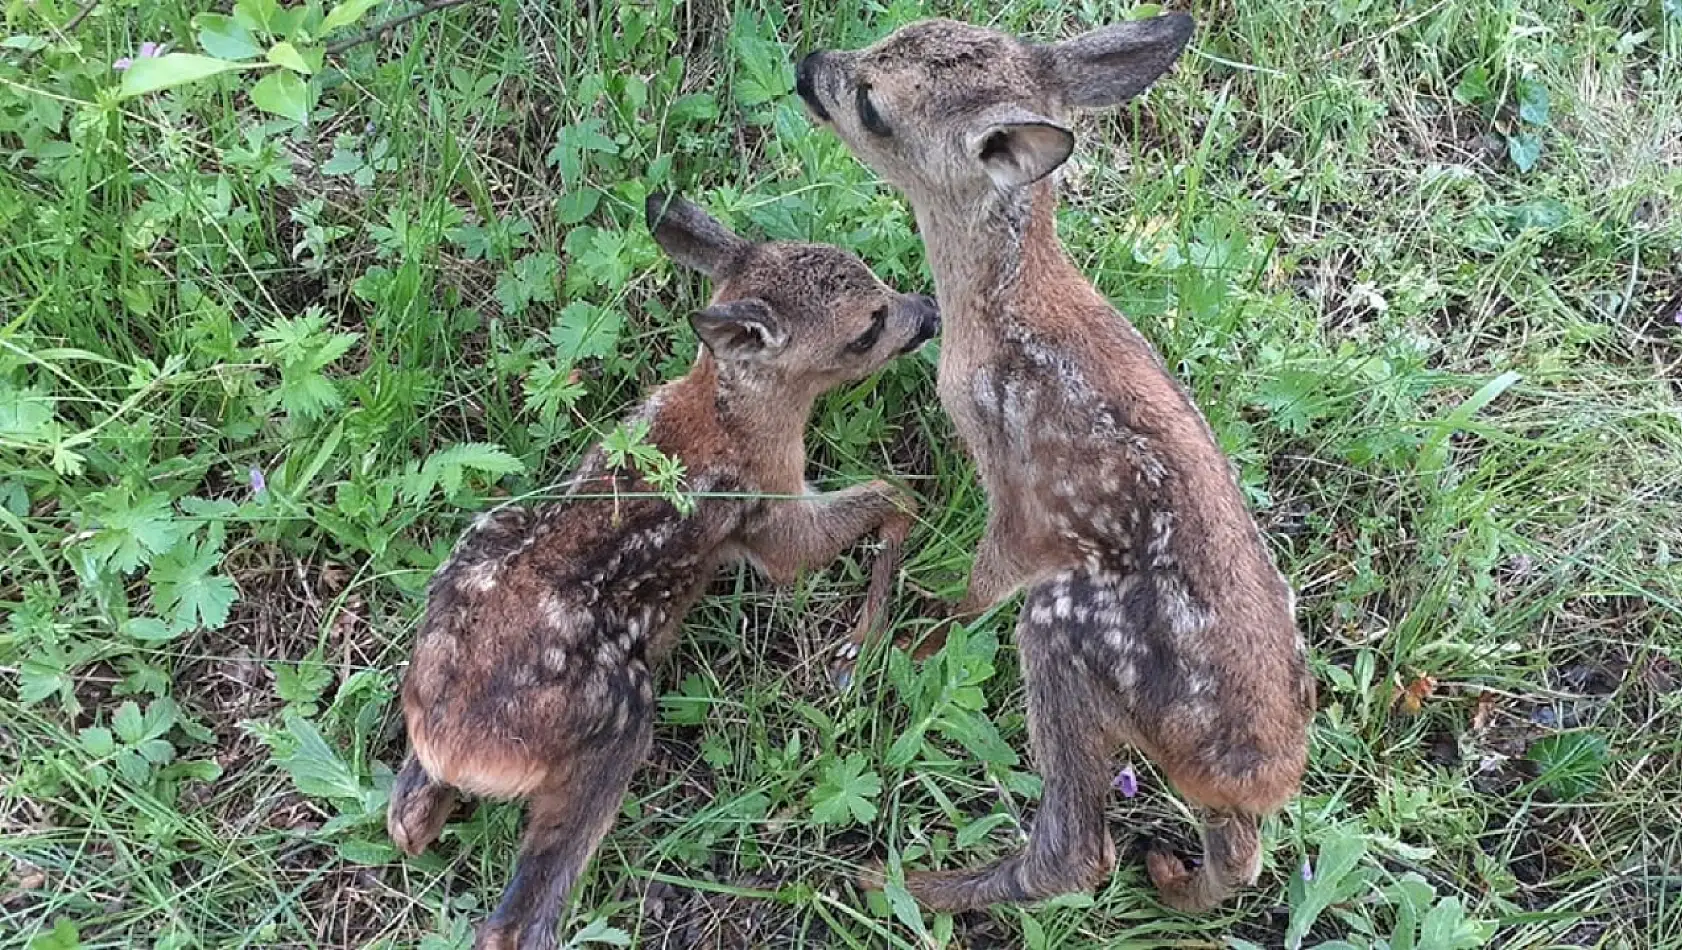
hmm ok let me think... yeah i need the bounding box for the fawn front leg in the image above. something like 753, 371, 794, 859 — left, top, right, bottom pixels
903, 511, 1033, 661
736, 481, 916, 687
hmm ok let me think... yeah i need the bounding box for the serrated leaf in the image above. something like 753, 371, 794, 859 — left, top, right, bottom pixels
250, 68, 311, 123
322, 0, 383, 33
567, 918, 633, 946
195, 13, 262, 60
266, 41, 312, 74
550, 301, 623, 362
555, 188, 601, 225
116, 748, 151, 784
80, 727, 115, 757
274, 711, 363, 801
118, 53, 247, 99
113, 701, 145, 743
86, 489, 184, 574
137, 738, 176, 764
809, 752, 882, 825
150, 539, 239, 631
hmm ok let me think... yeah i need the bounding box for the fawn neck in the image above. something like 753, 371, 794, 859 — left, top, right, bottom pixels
687, 352, 813, 490
913, 178, 1073, 327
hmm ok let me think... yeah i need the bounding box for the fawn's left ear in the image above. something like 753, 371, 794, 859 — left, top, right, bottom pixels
647, 192, 749, 278
1037, 12, 1195, 109
689, 298, 787, 362
965, 105, 1075, 189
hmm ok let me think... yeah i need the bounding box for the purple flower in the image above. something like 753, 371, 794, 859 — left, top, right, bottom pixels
113, 42, 165, 71
1112, 764, 1138, 798
1301, 858, 1314, 881
249, 466, 267, 497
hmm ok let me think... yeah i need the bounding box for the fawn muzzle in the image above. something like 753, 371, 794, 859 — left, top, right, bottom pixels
900, 294, 941, 354
794, 51, 831, 121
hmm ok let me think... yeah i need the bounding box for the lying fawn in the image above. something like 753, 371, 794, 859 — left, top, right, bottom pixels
795, 13, 1314, 912
387, 193, 938, 949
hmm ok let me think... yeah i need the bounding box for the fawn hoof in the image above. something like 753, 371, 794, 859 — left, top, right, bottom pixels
473, 922, 554, 950
1146, 847, 1196, 895
388, 765, 457, 857
828, 640, 861, 691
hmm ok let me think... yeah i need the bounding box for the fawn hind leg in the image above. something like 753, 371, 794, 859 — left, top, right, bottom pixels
388, 755, 460, 857
896, 574, 1123, 909
473, 721, 652, 950
1147, 809, 1262, 912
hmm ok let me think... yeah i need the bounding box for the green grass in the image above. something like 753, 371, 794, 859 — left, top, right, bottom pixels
3, 0, 1681, 947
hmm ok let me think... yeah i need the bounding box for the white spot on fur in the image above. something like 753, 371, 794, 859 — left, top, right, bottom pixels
458, 560, 500, 593
541, 591, 569, 629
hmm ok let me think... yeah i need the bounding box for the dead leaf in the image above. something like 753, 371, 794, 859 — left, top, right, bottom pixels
1394, 673, 1438, 716
1470, 690, 1499, 732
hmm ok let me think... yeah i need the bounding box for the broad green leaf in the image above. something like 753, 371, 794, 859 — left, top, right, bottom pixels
266, 41, 312, 74
1517, 79, 1550, 125
250, 68, 311, 123
1507, 132, 1541, 173
195, 13, 262, 60
80, 727, 115, 757
555, 187, 601, 226
274, 711, 363, 801
149, 539, 239, 631
27, 918, 79, 950
337, 838, 398, 864
809, 752, 882, 825
1286, 828, 1370, 949
550, 300, 623, 362
122, 617, 179, 642
322, 0, 384, 33
113, 700, 145, 743
118, 54, 247, 99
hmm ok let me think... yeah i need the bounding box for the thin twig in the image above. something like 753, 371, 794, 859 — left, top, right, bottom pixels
325, 0, 480, 56
17, 0, 99, 67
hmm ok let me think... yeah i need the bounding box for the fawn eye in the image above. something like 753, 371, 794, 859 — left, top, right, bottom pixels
856, 83, 890, 137
846, 306, 889, 354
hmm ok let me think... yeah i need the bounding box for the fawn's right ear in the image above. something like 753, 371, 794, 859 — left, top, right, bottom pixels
646, 192, 748, 278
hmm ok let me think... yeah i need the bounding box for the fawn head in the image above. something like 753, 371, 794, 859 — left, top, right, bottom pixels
795, 15, 1193, 200
646, 194, 938, 395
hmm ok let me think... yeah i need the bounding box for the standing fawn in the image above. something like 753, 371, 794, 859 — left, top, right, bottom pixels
387, 194, 938, 950
795, 14, 1314, 912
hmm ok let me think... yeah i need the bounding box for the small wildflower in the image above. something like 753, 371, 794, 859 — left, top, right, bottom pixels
113, 42, 166, 72
249, 466, 267, 497
1112, 764, 1138, 798
1300, 858, 1314, 881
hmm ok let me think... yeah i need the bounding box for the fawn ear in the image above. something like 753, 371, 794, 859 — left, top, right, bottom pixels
690, 298, 786, 362
967, 107, 1075, 189
646, 192, 748, 277
1037, 13, 1195, 109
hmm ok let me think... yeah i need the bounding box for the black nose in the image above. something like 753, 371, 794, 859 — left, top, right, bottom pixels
900, 294, 941, 353
794, 51, 831, 121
